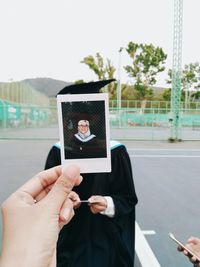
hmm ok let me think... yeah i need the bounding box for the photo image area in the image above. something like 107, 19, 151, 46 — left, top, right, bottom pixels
61, 100, 107, 159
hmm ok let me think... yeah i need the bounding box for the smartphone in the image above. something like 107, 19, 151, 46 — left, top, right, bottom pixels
169, 233, 200, 262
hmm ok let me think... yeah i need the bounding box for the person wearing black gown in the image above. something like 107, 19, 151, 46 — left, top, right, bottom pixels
44, 79, 138, 267
66, 119, 106, 159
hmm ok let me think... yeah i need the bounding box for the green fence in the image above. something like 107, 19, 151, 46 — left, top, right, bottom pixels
1, 99, 200, 140
109, 108, 200, 128
1, 98, 200, 129
0, 100, 57, 128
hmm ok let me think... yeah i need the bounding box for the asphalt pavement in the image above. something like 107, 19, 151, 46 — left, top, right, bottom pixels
1, 134, 200, 266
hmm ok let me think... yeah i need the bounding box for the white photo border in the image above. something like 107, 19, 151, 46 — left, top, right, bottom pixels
57, 93, 111, 173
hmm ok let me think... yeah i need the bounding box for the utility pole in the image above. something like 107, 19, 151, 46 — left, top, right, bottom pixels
170, 0, 183, 141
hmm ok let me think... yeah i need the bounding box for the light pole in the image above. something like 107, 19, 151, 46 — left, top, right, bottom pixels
117, 47, 124, 128
117, 47, 123, 110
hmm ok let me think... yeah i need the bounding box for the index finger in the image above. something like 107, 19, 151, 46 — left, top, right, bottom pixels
17, 166, 62, 199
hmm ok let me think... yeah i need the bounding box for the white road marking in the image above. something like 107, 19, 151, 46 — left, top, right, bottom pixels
135, 222, 161, 267
128, 148, 200, 158
142, 230, 156, 235
130, 155, 200, 158
128, 148, 200, 152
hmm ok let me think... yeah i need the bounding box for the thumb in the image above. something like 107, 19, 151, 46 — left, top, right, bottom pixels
43, 164, 82, 212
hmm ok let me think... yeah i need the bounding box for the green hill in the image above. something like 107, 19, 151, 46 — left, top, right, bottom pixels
22, 77, 71, 97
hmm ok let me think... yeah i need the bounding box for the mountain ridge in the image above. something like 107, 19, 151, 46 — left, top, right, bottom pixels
22, 77, 71, 97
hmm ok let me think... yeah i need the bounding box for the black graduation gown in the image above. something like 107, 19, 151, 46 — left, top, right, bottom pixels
44, 141, 138, 267
65, 135, 106, 159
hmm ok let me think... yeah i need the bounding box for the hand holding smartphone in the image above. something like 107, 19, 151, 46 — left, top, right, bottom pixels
169, 233, 200, 263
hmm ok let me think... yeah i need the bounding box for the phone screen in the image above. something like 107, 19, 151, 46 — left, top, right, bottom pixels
169, 233, 200, 262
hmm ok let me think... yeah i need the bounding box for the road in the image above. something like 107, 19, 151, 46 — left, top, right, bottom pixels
127, 141, 200, 267
1, 138, 200, 266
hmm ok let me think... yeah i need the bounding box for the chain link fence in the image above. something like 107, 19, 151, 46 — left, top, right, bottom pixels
1, 99, 200, 140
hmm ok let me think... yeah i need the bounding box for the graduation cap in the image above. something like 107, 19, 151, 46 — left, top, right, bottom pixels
58, 79, 116, 95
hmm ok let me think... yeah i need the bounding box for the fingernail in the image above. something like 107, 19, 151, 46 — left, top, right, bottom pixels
79, 175, 83, 182
60, 208, 71, 221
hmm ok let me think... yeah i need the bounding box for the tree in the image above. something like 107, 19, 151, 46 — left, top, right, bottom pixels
124, 42, 167, 101
81, 53, 116, 80
166, 62, 200, 102
162, 88, 171, 101
81, 53, 116, 98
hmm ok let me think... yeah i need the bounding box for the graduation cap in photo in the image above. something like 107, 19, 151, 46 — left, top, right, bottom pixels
58, 79, 116, 95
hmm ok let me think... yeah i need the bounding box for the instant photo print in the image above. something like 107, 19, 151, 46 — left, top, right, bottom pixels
56, 79, 115, 173
57, 91, 111, 173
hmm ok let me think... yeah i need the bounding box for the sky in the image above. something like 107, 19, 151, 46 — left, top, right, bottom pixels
0, 0, 199, 87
